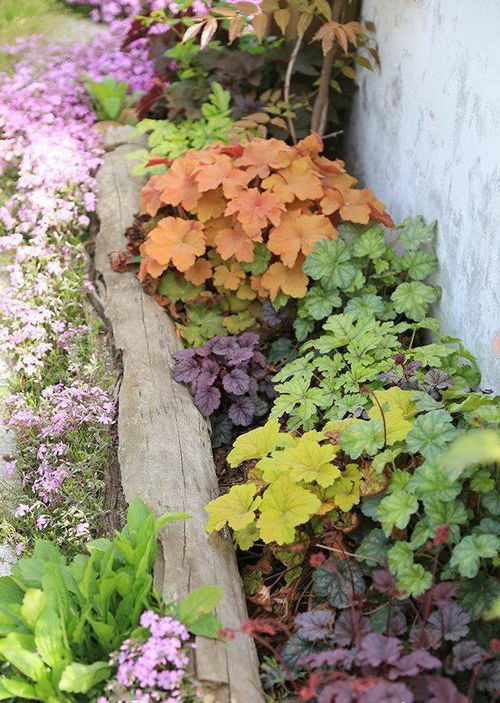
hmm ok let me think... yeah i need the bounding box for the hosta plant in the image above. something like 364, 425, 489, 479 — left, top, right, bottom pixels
137, 134, 392, 342
0, 500, 222, 701
172, 331, 275, 447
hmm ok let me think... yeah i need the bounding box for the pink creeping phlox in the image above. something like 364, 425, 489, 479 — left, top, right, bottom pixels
100, 611, 202, 702
0, 23, 154, 547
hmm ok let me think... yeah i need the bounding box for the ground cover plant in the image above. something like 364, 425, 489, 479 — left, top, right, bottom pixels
0, 20, 153, 550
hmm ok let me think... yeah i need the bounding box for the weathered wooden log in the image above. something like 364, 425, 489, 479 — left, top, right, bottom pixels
95, 126, 264, 702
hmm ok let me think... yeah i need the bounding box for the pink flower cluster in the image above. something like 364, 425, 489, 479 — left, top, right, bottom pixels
65, 0, 170, 25
0, 24, 154, 544
100, 611, 201, 702
4, 382, 114, 503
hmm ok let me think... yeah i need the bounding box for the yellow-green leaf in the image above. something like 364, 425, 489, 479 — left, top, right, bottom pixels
227, 419, 285, 467
285, 438, 340, 487
257, 475, 320, 544
205, 483, 260, 532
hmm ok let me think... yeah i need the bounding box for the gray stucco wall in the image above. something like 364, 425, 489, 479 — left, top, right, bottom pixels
347, 0, 500, 391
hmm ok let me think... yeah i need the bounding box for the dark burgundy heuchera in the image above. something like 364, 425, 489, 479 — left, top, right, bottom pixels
251, 561, 500, 703
172, 332, 275, 447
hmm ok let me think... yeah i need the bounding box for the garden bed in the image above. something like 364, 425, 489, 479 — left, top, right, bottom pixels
94, 125, 263, 701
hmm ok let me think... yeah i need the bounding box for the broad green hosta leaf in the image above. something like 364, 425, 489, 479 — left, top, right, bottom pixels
257, 474, 321, 544
398, 216, 437, 251
405, 409, 457, 459
303, 239, 357, 290
352, 225, 386, 259
303, 286, 341, 320
450, 534, 500, 578
227, 419, 283, 466
340, 419, 384, 459
391, 281, 439, 321
59, 661, 111, 694
205, 483, 261, 532
376, 491, 419, 535
441, 429, 500, 480
177, 585, 223, 627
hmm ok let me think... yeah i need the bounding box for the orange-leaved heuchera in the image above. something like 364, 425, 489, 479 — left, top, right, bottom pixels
138, 134, 393, 304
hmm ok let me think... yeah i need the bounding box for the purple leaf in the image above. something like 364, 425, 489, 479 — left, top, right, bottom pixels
227, 346, 255, 366
362, 682, 414, 703
427, 603, 470, 642
356, 633, 402, 667
261, 300, 283, 326
307, 648, 353, 669
248, 377, 259, 395
333, 610, 371, 646
194, 385, 221, 416
477, 660, 500, 693
195, 338, 217, 356
428, 582, 457, 608
371, 568, 398, 595
228, 396, 255, 426
424, 675, 468, 703
172, 355, 201, 383
251, 350, 266, 366
212, 336, 238, 356
199, 358, 220, 385
388, 649, 441, 680
451, 640, 485, 672
409, 625, 441, 650
222, 368, 250, 395
238, 331, 259, 348
294, 610, 332, 641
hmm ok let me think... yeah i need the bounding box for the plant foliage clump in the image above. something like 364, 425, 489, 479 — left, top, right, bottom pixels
172, 331, 275, 446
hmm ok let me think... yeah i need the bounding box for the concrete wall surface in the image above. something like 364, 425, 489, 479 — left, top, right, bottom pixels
347, 0, 500, 391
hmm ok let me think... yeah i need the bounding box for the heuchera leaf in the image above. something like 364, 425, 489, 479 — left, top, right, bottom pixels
257, 474, 321, 544
450, 534, 500, 578
405, 410, 457, 459
376, 491, 419, 535
194, 385, 221, 415
426, 603, 470, 642
205, 483, 261, 532
227, 419, 282, 466
391, 281, 439, 321
312, 556, 365, 609
294, 610, 332, 641
228, 395, 255, 425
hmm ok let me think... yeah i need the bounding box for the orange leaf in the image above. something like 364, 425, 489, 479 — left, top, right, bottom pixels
138, 252, 167, 280
268, 212, 337, 267
339, 188, 372, 224
195, 154, 233, 192
190, 187, 226, 222
204, 215, 234, 247
140, 174, 164, 216
235, 138, 293, 178
260, 261, 308, 300
296, 133, 324, 156
262, 157, 323, 202
158, 158, 200, 211
213, 263, 246, 291
225, 188, 285, 236
142, 217, 206, 273
221, 168, 252, 199
250, 274, 268, 298
320, 188, 343, 215
214, 223, 262, 262
184, 257, 213, 285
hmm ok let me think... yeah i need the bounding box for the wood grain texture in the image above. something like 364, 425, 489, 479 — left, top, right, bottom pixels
95, 126, 264, 702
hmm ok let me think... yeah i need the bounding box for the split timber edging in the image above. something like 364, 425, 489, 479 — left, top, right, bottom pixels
95, 125, 264, 703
